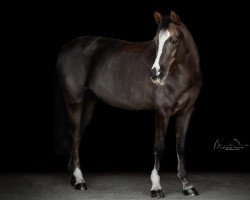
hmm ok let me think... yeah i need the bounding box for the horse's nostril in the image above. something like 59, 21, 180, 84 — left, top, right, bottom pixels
150, 68, 157, 79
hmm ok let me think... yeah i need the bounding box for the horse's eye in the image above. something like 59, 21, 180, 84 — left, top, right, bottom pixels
172, 39, 178, 44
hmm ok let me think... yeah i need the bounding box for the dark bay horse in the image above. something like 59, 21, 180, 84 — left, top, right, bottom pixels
56, 11, 202, 198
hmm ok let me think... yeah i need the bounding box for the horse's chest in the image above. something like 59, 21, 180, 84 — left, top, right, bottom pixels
154, 83, 193, 114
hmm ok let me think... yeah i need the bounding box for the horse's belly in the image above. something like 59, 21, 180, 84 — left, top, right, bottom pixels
88, 78, 154, 110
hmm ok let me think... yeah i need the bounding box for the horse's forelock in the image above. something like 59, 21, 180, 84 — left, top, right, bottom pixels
158, 15, 171, 32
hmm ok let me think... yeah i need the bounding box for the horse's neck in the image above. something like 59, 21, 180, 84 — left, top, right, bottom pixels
143, 40, 157, 55
138, 40, 157, 67
181, 23, 200, 72
167, 24, 201, 91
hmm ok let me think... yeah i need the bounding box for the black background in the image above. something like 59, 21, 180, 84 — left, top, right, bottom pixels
1, 0, 250, 172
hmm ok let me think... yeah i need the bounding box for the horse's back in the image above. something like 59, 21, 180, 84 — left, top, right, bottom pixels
57, 36, 99, 73
57, 36, 127, 77
57, 35, 155, 108
56, 36, 133, 103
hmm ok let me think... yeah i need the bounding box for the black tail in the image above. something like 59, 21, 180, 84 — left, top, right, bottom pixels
54, 74, 70, 157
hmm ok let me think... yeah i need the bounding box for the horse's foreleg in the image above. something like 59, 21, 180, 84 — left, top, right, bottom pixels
176, 106, 198, 196
150, 110, 170, 198
67, 103, 87, 190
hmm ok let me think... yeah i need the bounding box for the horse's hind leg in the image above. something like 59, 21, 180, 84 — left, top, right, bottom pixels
175, 106, 198, 196
66, 102, 87, 190
67, 92, 97, 190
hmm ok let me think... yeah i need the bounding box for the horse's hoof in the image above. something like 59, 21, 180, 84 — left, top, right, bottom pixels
151, 189, 165, 198
71, 176, 87, 190
75, 183, 87, 190
183, 187, 198, 196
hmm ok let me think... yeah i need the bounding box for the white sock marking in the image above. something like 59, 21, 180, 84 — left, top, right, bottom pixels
73, 167, 84, 184
151, 30, 171, 76
150, 168, 162, 190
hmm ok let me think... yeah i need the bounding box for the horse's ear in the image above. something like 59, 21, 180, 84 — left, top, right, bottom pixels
154, 11, 162, 25
170, 10, 181, 25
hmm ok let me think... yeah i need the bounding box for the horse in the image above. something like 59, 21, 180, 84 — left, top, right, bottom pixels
56, 10, 202, 198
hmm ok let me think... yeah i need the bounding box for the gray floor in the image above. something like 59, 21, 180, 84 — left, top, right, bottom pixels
0, 172, 250, 200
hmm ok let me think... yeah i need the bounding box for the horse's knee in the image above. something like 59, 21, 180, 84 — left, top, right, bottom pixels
154, 143, 165, 155
176, 148, 185, 157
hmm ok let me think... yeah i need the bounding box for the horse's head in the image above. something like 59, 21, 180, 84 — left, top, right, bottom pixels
150, 11, 188, 85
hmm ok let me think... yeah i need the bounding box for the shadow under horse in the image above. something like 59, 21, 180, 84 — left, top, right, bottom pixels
56, 10, 202, 198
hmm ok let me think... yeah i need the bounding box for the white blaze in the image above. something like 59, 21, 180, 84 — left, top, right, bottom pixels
73, 167, 85, 184
151, 30, 171, 76
150, 168, 162, 190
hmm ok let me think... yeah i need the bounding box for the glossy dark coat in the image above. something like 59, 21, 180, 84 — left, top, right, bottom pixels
56, 11, 202, 198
